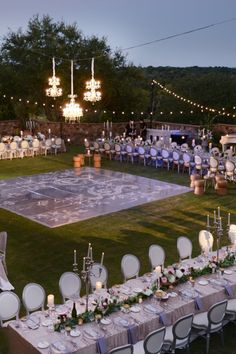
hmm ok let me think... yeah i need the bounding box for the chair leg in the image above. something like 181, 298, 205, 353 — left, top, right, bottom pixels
206, 334, 210, 354
220, 329, 224, 347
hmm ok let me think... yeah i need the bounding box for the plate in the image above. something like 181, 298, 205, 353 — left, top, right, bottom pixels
101, 318, 112, 325
133, 288, 143, 293
70, 329, 81, 337
144, 304, 157, 314
131, 306, 140, 313
224, 270, 233, 275
83, 329, 99, 339
169, 292, 178, 298
198, 280, 209, 286
37, 341, 50, 349
42, 319, 53, 327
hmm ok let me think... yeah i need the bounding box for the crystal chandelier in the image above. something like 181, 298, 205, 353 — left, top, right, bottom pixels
63, 60, 83, 123
46, 57, 62, 97
84, 58, 102, 102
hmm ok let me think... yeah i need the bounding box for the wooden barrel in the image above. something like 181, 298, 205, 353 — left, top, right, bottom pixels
190, 174, 201, 188
73, 156, 81, 168
78, 154, 85, 166
215, 175, 225, 184
215, 180, 228, 195
194, 179, 204, 195
94, 154, 101, 168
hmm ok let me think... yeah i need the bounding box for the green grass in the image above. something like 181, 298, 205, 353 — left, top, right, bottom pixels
0, 148, 235, 353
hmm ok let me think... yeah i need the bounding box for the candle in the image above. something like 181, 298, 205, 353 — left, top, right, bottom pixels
109, 131, 112, 138
90, 247, 93, 261
83, 257, 85, 271
101, 252, 104, 266
96, 281, 102, 290
214, 210, 216, 223
228, 213, 231, 226
48, 128, 51, 134
20, 130, 23, 136
102, 130, 105, 136
218, 207, 220, 218
207, 214, 210, 227
88, 149, 90, 156
87, 243, 91, 257
155, 266, 162, 277
74, 250, 77, 264
47, 294, 54, 307
219, 217, 222, 230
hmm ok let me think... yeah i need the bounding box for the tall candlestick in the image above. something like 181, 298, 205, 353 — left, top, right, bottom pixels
207, 214, 210, 227
218, 207, 220, 218
90, 247, 93, 261
228, 213, 231, 226
74, 250, 77, 264
101, 252, 104, 266
219, 217, 222, 230
83, 257, 85, 271
214, 210, 216, 223
87, 243, 91, 257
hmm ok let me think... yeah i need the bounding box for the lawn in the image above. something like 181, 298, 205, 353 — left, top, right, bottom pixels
0, 147, 235, 353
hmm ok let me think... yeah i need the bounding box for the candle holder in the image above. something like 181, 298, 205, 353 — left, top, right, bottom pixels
81, 255, 94, 313
206, 207, 230, 267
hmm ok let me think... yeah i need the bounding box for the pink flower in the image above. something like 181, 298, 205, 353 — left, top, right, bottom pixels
161, 276, 168, 284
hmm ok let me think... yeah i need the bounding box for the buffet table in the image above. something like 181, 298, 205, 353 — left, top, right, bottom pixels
5, 249, 236, 354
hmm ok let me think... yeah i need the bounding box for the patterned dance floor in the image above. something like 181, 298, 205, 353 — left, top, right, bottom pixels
0, 168, 190, 228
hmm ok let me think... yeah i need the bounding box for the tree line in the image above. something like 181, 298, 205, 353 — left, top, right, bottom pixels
0, 15, 236, 127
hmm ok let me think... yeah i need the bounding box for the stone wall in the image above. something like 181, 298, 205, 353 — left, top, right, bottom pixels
0, 119, 236, 144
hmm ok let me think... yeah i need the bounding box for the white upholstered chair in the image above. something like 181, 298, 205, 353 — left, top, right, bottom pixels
90, 263, 108, 291
121, 254, 140, 282
177, 236, 192, 262
0, 231, 7, 274
0, 291, 20, 327
59, 272, 81, 303
148, 244, 165, 271
22, 283, 46, 315
109, 344, 133, 354
198, 230, 214, 254
228, 224, 236, 246
133, 327, 166, 354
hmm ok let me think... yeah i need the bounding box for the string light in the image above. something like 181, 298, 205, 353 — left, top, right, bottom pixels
153, 79, 235, 117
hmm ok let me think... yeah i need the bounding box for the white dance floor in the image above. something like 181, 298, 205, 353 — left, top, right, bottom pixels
0, 168, 190, 227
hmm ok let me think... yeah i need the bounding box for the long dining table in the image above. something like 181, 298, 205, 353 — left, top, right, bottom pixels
5, 248, 236, 354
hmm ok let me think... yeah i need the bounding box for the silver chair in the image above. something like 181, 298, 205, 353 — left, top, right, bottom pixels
192, 300, 227, 354
0, 231, 7, 274
109, 344, 133, 354
144, 327, 166, 354
22, 282, 46, 316
163, 313, 193, 354
0, 291, 20, 327
90, 262, 108, 291
121, 254, 140, 282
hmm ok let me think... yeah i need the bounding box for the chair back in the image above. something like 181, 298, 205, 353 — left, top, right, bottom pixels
172, 313, 193, 347
0, 143, 6, 153
177, 236, 192, 260
115, 144, 121, 152
150, 147, 158, 157
198, 230, 213, 253
45, 139, 52, 148
194, 155, 202, 165
225, 160, 235, 172
148, 245, 165, 270
209, 156, 218, 169
173, 151, 180, 161
59, 272, 81, 302
22, 283, 45, 315
194, 145, 203, 154
0, 231, 7, 254
0, 291, 20, 326
55, 138, 62, 146
108, 344, 133, 354
94, 141, 100, 150
84, 140, 90, 148
126, 144, 133, 153
32, 139, 40, 148
21, 140, 29, 149
138, 146, 145, 155
229, 224, 236, 245
183, 153, 191, 163
208, 300, 227, 326
90, 263, 108, 290
10, 141, 17, 150
121, 254, 140, 281
104, 142, 111, 151
161, 149, 169, 159
143, 327, 165, 354
171, 142, 178, 149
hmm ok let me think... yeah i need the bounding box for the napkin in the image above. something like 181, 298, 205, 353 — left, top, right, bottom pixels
96, 337, 107, 354
225, 284, 234, 297
127, 324, 139, 344
194, 296, 204, 310
159, 312, 171, 326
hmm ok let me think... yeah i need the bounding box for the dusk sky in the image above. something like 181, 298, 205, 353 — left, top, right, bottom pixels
1, 0, 236, 68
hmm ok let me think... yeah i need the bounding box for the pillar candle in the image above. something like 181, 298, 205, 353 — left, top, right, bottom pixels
228, 213, 231, 226
207, 214, 210, 227
47, 294, 54, 307
83, 257, 85, 271
218, 207, 220, 218
96, 281, 102, 290
74, 250, 77, 264
101, 252, 104, 266
87, 243, 91, 257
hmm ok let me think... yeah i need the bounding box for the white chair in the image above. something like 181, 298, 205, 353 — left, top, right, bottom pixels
225, 160, 235, 182
22, 283, 46, 316
52, 137, 62, 155
172, 151, 182, 173
138, 146, 146, 165
104, 142, 112, 160
163, 313, 193, 353
182, 153, 192, 175
121, 254, 140, 282
228, 224, 236, 246
59, 272, 81, 303
194, 145, 203, 154
209, 156, 219, 175
198, 230, 214, 254
43, 139, 52, 156
115, 143, 122, 161
126, 144, 135, 163
0, 231, 7, 274
20, 140, 30, 158
150, 147, 159, 168
177, 236, 192, 262
0, 143, 7, 160
225, 298, 236, 327
192, 300, 227, 354
93, 141, 100, 153
161, 149, 170, 170
31, 139, 40, 156
109, 344, 133, 354
90, 263, 108, 291
148, 245, 165, 271
0, 291, 20, 327
8, 141, 18, 159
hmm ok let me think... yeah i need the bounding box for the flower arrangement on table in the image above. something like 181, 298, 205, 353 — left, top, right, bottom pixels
54, 252, 235, 331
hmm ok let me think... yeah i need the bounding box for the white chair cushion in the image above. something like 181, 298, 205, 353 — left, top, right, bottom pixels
193, 312, 221, 331
164, 326, 188, 347
133, 339, 144, 354
226, 299, 236, 313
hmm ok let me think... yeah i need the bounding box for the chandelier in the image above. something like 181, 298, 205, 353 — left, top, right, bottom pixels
46, 57, 62, 97
84, 58, 102, 102
63, 60, 83, 123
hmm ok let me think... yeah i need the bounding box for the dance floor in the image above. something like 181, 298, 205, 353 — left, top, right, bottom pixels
0, 168, 190, 228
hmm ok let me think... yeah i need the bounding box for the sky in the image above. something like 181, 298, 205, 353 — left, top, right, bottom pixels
0, 0, 236, 68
